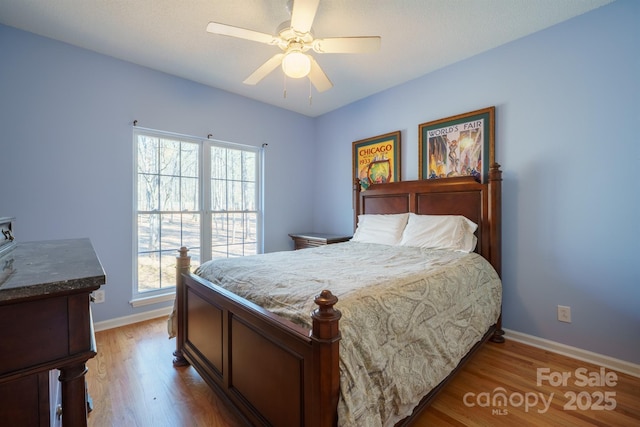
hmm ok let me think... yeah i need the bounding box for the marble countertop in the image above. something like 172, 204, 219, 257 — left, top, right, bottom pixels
0, 238, 106, 302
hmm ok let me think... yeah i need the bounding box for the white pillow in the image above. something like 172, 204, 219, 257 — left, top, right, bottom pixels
351, 213, 409, 245
399, 213, 478, 252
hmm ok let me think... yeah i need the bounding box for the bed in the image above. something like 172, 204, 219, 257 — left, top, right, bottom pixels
170, 163, 504, 426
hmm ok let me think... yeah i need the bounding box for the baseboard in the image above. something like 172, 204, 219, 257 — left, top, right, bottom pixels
92, 314, 639, 378
93, 306, 173, 332
505, 328, 640, 378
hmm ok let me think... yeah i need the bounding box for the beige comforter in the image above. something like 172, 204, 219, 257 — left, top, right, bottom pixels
194, 241, 502, 426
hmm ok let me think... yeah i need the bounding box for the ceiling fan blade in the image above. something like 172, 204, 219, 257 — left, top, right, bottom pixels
291, 0, 320, 34
307, 56, 333, 92
206, 22, 278, 45
243, 53, 285, 85
313, 36, 381, 54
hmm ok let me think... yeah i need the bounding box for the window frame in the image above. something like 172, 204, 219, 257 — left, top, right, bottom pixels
132, 127, 263, 306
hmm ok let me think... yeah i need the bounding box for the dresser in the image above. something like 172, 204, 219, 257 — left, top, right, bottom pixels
288, 232, 352, 250
0, 238, 106, 427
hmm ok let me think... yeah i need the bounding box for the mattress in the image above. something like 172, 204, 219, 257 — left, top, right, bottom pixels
194, 241, 502, 426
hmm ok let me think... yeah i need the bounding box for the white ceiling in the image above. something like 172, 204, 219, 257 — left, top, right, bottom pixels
0, 0, 613, 117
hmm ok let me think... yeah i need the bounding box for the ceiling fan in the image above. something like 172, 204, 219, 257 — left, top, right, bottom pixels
206, 0, 381, 93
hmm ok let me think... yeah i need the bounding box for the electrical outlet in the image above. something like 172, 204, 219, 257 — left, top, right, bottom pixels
557, 305, 571, 323
93, 290, 106, 304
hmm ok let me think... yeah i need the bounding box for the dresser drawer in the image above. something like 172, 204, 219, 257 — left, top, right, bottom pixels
0, 297, 69, 375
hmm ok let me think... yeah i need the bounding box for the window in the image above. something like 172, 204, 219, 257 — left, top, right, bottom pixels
133, 128, 262, 303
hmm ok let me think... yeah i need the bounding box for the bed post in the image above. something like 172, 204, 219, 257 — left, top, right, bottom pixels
488, 163, 502, 278
488, 163, 505, 343
311, 290, 342, 427
173, 246, 191, 366
353, 178, 362, 231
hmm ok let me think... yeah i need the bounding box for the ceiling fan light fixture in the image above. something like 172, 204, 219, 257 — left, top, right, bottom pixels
282, 51, 311, 78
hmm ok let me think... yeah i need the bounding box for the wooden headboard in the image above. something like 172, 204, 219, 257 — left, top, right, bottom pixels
354, 163, 502, 276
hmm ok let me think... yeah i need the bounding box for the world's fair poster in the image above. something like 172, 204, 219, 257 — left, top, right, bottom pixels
352, 131, 401, 191
419, 107, 495, 183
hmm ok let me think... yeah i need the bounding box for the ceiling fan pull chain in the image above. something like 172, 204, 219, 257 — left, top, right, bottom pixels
308, 79, 312, 106
283, 74, 287, 98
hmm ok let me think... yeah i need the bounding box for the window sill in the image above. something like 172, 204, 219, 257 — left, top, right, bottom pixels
130, 292, 176, 308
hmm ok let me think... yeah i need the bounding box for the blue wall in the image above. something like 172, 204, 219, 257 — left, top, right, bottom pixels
0, 24, 315, 322
313, 0, 639, 364
0, 0, 638, 364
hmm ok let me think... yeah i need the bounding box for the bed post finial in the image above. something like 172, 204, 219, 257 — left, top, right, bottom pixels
312, 290, 341, 341
177, 246, 190, 274
311, 290, 341, 427
353, 179, 362, 193
313, 290, 340, 319
173, 246, 191, 366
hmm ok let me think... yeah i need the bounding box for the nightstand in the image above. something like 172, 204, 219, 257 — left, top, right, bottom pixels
288, 232, 352, 250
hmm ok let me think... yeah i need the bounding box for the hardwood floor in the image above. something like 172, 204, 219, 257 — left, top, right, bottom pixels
86, 318, 639, 426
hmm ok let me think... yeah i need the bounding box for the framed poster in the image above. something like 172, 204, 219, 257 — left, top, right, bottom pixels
353, 131, 401, 191
418, 106, 495, 182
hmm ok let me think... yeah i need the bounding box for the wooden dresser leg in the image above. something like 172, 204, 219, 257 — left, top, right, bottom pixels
59, 363, 89, 427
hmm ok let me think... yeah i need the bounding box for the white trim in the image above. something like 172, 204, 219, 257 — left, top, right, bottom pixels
93, 306, 173, 332
505, 328, 640, 378
130, 292, 175, 307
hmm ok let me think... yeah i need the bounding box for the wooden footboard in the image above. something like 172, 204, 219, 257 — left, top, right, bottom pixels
173, 247, 341, 427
